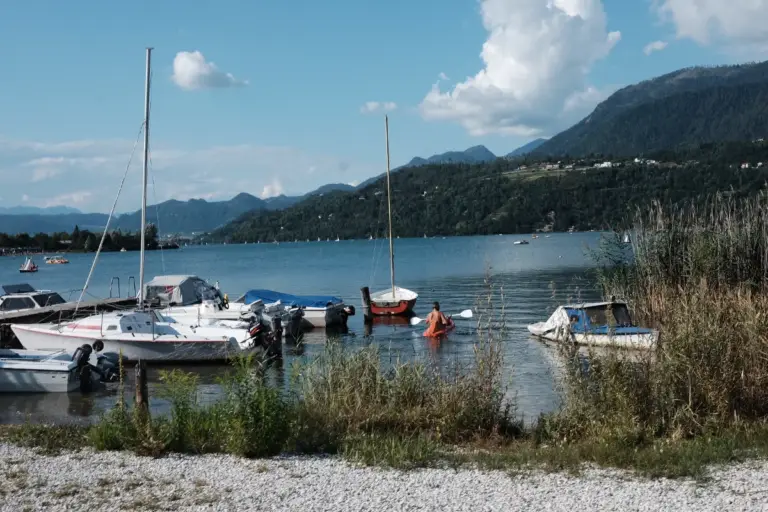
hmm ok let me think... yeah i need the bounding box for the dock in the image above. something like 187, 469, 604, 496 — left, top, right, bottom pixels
0, 297, 136, 348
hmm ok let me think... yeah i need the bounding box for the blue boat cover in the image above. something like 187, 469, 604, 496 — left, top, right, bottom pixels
243, 289, 343, 308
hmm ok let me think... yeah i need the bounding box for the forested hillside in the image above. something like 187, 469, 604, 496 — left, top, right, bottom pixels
537, 62, 768, 156
216, 141, 768, 242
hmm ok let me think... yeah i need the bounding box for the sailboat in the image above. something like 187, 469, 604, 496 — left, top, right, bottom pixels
19, 257, 38, 273
367, 116, 418, 316
11, 49, 258, 362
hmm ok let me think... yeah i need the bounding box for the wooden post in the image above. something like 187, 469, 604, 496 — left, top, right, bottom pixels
135, 360, 149, 413
360, 286, 372, 319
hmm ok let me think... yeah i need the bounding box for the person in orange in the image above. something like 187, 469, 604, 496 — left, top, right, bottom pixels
424, 301, 451, 337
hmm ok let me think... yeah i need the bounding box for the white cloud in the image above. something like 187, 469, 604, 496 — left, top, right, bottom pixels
419, 0, 620, 137
171, 51, 247, 90
359, 101, 398, 114
0, 136, 377, 212
643, 40, 668, 55
260, 178, 284, 199
21, 194, 29, 202
654, 0, 768, 48
438, 72, 450, 81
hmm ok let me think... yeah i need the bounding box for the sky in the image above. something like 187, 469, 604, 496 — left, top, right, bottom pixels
1, 0, 768, 213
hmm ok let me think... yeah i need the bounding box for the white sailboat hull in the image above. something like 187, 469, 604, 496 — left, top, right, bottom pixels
11, 325, 238, 362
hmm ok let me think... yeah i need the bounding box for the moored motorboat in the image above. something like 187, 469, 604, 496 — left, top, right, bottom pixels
527, 300, 658, 350
239, 289, 355, 329
513, 239, 529, 245
0, 346, 116, 393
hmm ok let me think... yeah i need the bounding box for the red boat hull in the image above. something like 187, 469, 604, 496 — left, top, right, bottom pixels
369, 298, 416, 317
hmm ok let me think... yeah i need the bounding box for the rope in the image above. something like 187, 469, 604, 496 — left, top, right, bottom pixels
150, 159, 165, 274
75, 123, 144, 313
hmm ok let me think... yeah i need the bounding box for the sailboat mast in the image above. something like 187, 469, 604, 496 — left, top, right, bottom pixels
385, 115, 396, 298
138, 47, 152, 305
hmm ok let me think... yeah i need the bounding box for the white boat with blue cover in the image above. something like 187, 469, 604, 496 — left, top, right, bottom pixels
239, 290, 355, 329
527, 300, 658, 350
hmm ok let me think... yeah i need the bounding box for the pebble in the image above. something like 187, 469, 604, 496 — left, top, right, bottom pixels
1, 443, 768, 511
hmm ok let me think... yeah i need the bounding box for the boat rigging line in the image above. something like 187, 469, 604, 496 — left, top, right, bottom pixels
75, 122, 146, 313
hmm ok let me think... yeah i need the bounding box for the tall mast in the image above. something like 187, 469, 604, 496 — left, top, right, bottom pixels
385, 115, 396, 298
138, 47, 152, 305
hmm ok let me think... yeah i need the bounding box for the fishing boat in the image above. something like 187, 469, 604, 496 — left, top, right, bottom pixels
513, 240, 529, 245
44, 255, 69, 264
527, 300, 658, 350
366, 116, 418, 316
0, 346, 116, 393
19, 257, 38, 273
12, 49, 260, 362
239, 289, 355, 329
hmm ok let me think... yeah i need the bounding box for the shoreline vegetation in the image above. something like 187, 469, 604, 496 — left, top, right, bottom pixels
0, 223, 180, 256
5, 192, 768, 479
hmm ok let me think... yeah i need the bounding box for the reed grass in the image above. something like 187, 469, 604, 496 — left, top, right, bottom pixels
547, 192, 768, 447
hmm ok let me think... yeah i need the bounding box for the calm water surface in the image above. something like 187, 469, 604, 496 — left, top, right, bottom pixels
0, 233, 604, 424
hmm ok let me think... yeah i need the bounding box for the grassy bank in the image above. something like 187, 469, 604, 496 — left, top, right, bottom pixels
6, 195, 768, 478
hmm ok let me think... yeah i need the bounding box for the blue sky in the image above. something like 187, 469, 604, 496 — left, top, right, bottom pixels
0, 0, 765, 212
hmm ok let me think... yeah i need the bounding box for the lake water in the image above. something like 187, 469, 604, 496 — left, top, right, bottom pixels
0, 233, 604, 424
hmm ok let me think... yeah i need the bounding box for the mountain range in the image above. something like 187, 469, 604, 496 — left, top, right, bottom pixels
535, 62, 768, 156
9, 60, 768, 236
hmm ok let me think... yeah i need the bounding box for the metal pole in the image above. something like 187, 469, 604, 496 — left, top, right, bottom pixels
138, 47, 152, 305
385, 116, 396, 298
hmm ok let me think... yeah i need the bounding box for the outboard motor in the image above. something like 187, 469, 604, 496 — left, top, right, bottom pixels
72, 344, 94, 392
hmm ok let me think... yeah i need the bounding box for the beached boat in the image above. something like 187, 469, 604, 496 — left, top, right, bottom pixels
527, 301, 658, 350
0, 346, 115, 393
19, 257, 38, 273
239, 290, 354, 329
367, 116, 418, 316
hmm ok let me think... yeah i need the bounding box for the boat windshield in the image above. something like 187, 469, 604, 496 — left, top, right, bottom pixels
584, 303, 633, 327
32, 293, 66, 307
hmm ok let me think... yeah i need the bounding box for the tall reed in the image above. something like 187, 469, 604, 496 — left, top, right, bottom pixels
548, 193, 768, 444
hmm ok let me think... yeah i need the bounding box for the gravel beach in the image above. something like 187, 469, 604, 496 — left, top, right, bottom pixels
2, 443, 768, 511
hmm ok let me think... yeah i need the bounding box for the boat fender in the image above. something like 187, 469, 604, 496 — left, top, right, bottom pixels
223, 294, 229, 309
